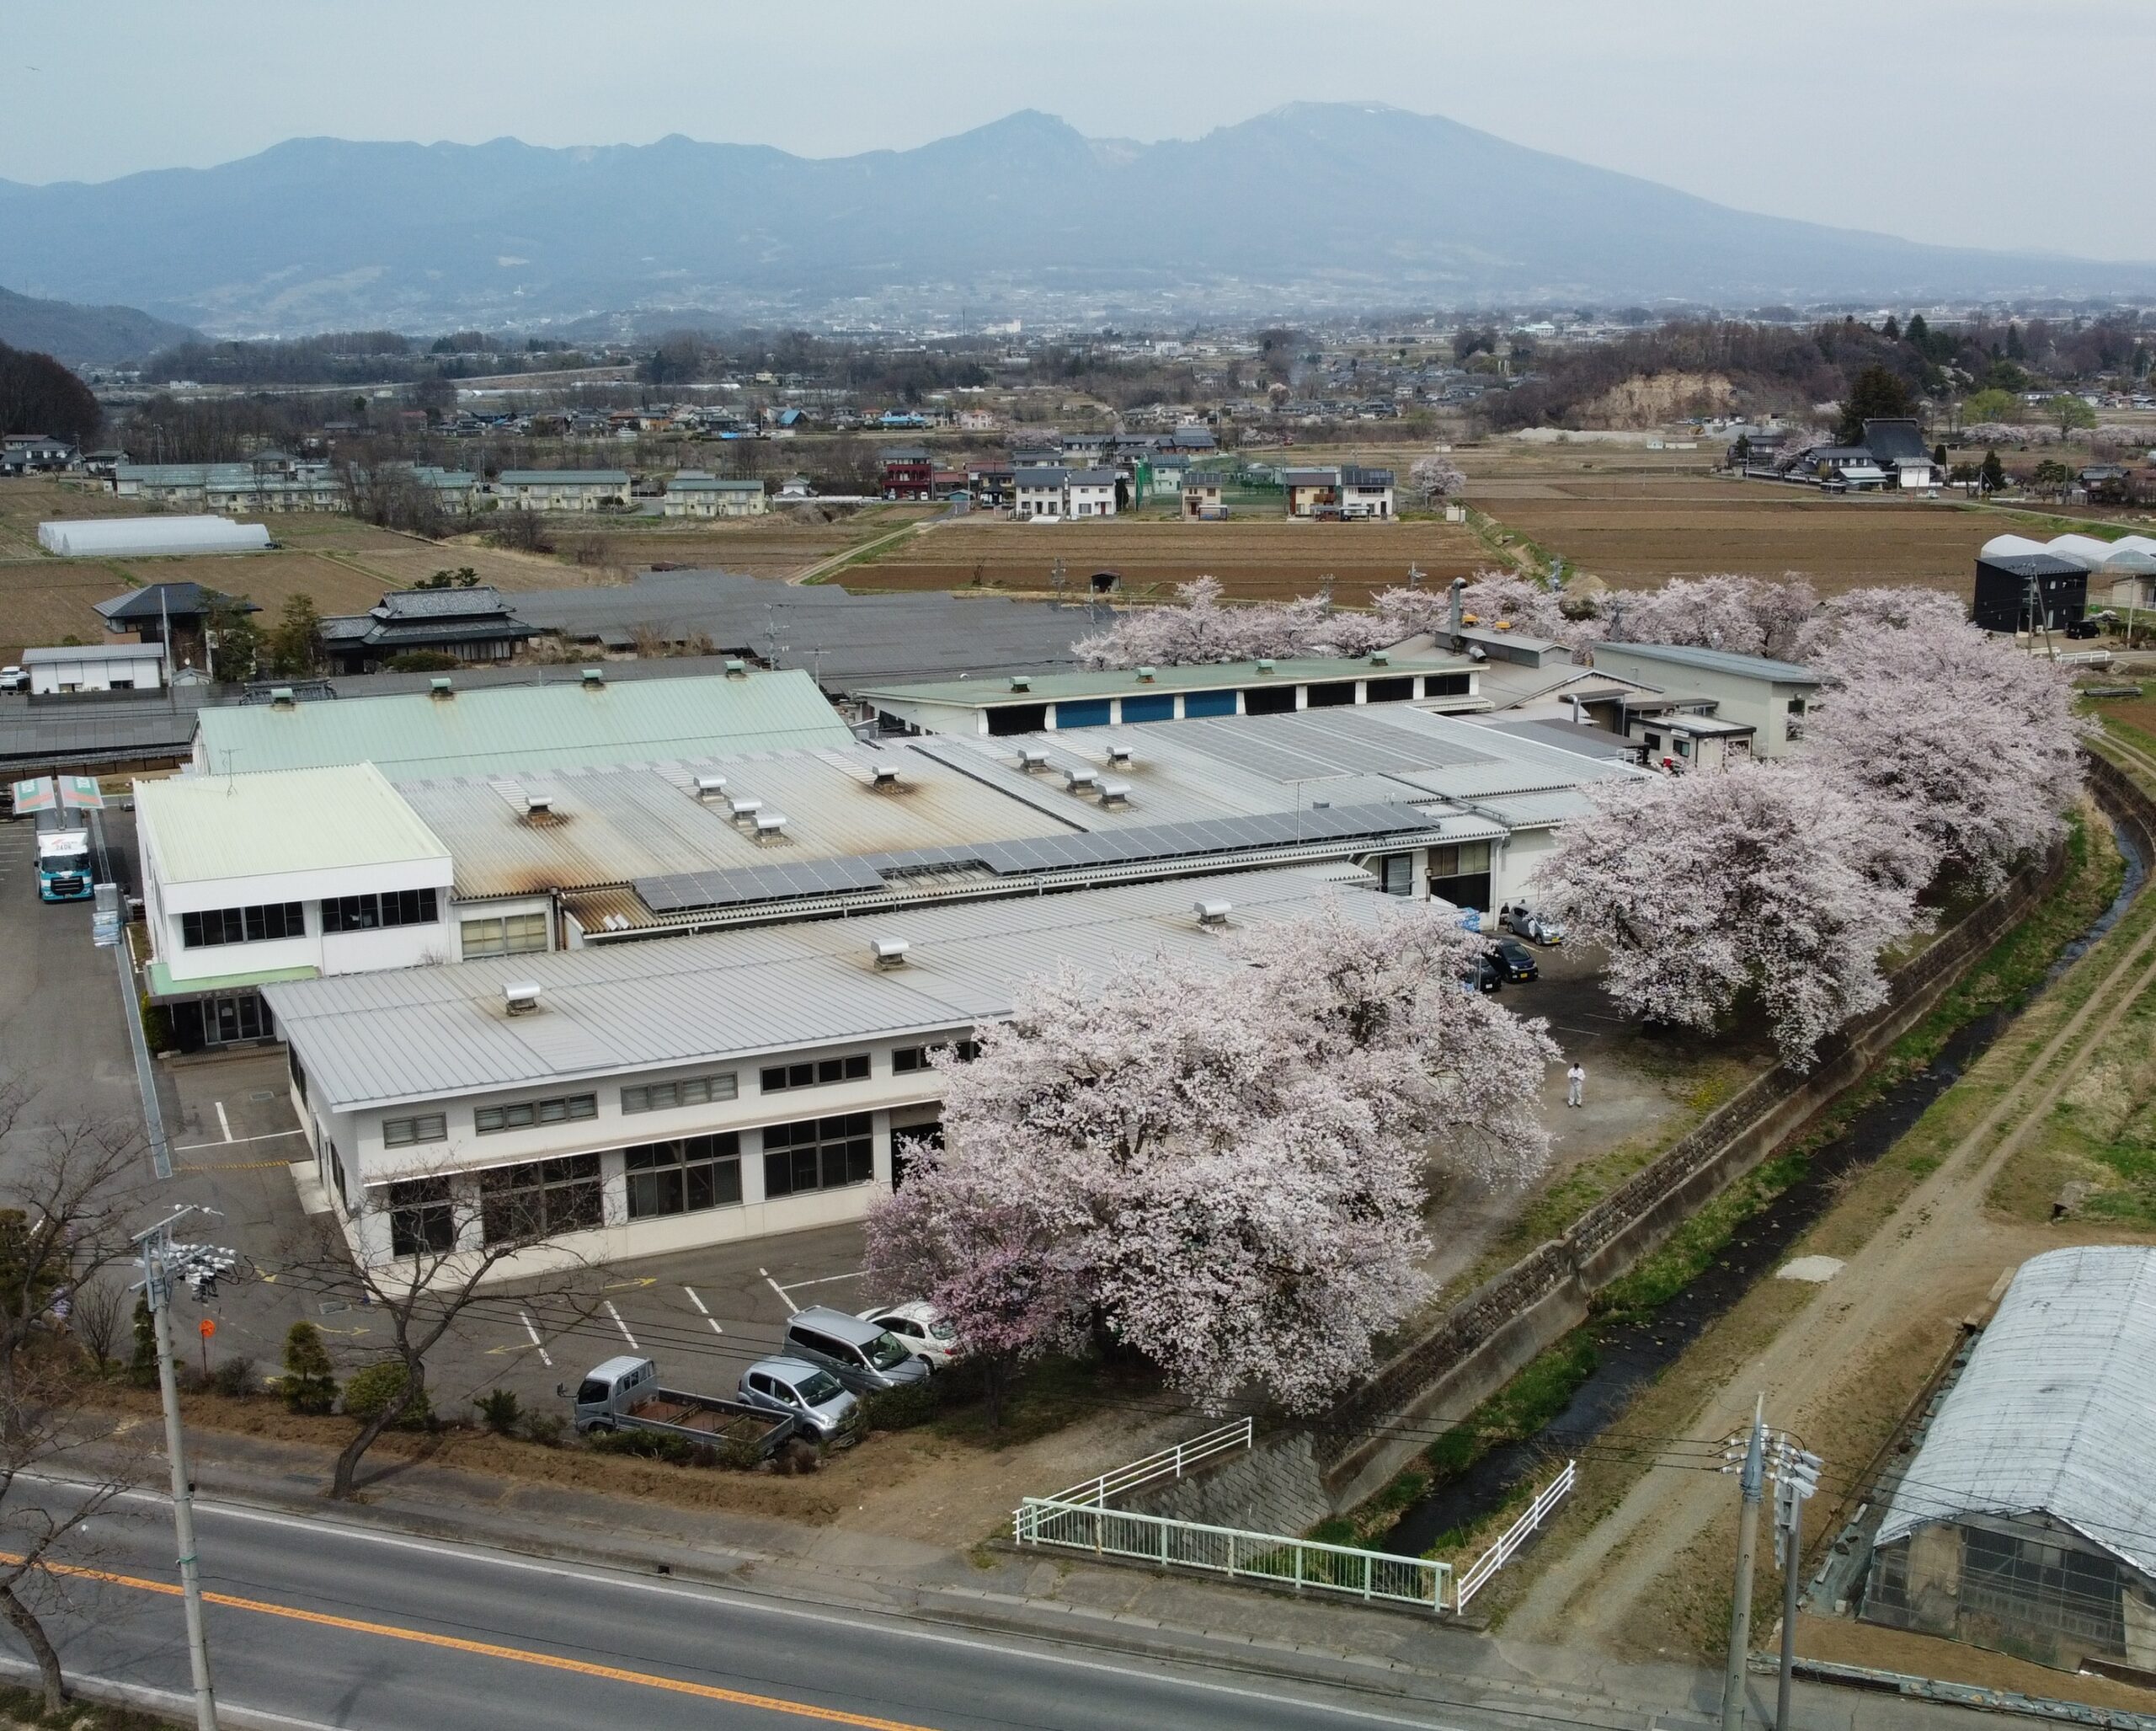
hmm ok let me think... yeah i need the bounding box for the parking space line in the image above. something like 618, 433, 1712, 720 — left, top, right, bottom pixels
680, 1285, 724, 1337
173, 1127, 305, 1152
602, 1299, 638, 1349
758, 1269, 797, 1315
519, 1310, 553, 1370
214, 1101, 233, 1142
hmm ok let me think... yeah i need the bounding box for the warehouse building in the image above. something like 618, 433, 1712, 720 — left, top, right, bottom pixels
1583, 641, 1818, 759
1864, 1247, 2156, 1673
264, 864, 1390, 1279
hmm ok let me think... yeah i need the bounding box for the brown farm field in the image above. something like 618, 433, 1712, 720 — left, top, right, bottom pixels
832, 516, 1493, 606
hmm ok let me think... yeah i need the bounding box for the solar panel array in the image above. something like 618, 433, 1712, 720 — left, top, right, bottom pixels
634, 803, 1444, 913
638, 855, 886, 913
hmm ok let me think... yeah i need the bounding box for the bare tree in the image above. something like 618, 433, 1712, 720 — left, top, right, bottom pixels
281, 1166, 595, 1499
0, 1079, 154, 1710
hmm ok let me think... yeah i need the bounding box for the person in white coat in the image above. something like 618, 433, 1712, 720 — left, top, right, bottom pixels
1566, 1062, 1585, 1109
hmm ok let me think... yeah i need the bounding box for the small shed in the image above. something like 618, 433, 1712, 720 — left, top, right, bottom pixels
24, 641, 167, 695
1864, 1246, 2156, 1673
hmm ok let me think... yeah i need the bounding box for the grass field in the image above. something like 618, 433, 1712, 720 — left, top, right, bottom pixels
830, 516, 1492, 606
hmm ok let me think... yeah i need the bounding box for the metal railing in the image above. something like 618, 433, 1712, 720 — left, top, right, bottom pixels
1040, 1416, 1253, 1509
1455, 1460, 1576, 1611
1013, 1498, 1451, 1611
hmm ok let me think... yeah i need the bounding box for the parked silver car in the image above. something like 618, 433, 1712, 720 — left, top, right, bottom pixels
782, 1305, 931, 1395
1499, 902, 1566, 946
735, 1355, 862, 1445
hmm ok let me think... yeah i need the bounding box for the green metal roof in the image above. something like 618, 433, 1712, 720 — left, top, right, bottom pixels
137, 762, 447, 884
856, 654, 1472, 708
148, 959, 319, 999
193, 670, 854, 781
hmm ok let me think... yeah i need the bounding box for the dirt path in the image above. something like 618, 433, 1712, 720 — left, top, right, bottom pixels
787, 519, 932, 585
1507, 829, 2156, 1648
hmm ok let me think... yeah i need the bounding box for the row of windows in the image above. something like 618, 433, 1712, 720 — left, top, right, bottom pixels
323, 888, 440, 932
891, 1040, 979, 1073
460, 912, 548, 958
382, 1119, 870, 1253
760, 1053, 870, 1093
180, 901, 303, 948
475, 1093, 596, 1134
622, 1072, 737, 1114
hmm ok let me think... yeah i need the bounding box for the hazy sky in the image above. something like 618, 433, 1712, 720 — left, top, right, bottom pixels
5, 0, 2150, 261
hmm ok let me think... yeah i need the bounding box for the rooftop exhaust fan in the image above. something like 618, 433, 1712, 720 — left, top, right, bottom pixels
695, 774, 728, 799
870, 936, 910, 969
723, 659, 747, 678
1135, 665, 1157, 682
728, 795, 763, 820
524, 793, 553, 816
1256, 658, 1275, 674
1370, 650, 1390, 666
1064, 767, 1097, 790
871, 761, 902, 787
269, 687, 296, 708
1098, 779, 1132, 806
1106, 744, 1133, 767
1194, 899, 1231, 927
1009, 675, 1032, 692
580, 667, 606, 687
1018, 748, 1049, 771
753, 811, 787, 836
504, 980, 542, 1015
430, 676, 454, 699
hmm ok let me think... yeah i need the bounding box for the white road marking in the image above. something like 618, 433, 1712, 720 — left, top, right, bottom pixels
681, 1285, 724, 1336
33, 1478, 1473, 1731
216, 1101, 233, 1141
173, 1127, 305, 1152
757, 1267, 797, 1314
603, 1299, 638, 1349
519, 1309, 552, 1369
775, 1269, 867, 1293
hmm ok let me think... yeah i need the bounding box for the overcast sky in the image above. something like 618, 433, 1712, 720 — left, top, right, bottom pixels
5, 0, 2150, 262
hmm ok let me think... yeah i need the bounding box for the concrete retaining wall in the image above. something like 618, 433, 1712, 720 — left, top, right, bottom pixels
1139, 754, 2153, 1531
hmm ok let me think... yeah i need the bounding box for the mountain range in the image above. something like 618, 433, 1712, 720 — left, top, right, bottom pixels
0, 284, 197, 364
3, 104, 2152, 337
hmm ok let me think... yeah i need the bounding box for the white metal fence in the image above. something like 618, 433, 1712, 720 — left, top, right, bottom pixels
1013, 1498, 1452, 1611
1454, 1460, 1576, 1611
1041, 1416, 1254, 1509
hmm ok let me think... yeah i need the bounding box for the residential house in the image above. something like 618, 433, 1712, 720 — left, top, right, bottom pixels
1014, 466, 1071, 520
968, 464, 1015, 510
93, 581, 259, 673
930, 467, 969, 500
1861, 418, 1940, 489
2, 433, 78, 473
1284, 468, 1342, 517
1065, 467, 1119, 518
1337, 465, 1396, 518
661, 472, 768, 518
114, 460, 344, 512
313, 588, 540, 674
879, 447, 934, 501
1182, 473, 1229, 520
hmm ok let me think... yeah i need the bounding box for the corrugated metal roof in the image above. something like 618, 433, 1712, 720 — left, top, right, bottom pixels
398, 743, 1080, 900
1876, 1247, 2156, 1577
1593, 641, 1818, 685
264, 864, 1385, 1110
1465, 790, 1598, 830
857, 654, 1470, 708
192, 669, 853, 781
136, 763, 449, 884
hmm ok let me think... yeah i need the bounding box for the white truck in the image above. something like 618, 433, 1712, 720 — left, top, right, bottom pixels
563, 1355, 805, 1459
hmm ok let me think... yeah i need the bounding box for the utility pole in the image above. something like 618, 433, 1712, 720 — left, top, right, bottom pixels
135, 1207, 227, 1731
1720, 1396, 1766, 1731
1770, 1435, 1822, 1731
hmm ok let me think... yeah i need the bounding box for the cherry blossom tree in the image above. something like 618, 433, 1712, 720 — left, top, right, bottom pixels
1806, 616, 2084, 892
1532, 763, 1925, 1068
865, 898, 1556, 1413
1793, 585, 1968, 660
1409, 453, 1465, 505
1608, 574, 1817, 661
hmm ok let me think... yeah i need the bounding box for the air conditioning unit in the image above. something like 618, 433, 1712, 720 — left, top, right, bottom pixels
870, 936, 910, 969
695, 774, 728, 799
504, 980, 542, 1015
1194, 899, 1231, 927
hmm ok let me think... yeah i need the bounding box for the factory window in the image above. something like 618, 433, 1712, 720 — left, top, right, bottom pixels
387, 1178, 456, 1257
622, 1073, 738, 1114
461, 911, 549, 957
323, 888, 440, 932
624, 1134, 742, 1219
180, 901, 304, 948
478, 1154, 602, 1245
762, 1114, 874, 1199
892, 1040, 979, 1073
382, 1113, 446, 1148
760, 1054, 870, 1093
474, 1093, 596, 1135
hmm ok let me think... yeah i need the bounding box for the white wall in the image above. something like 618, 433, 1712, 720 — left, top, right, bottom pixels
29, 652, 164, 693
147, 853, 454, 986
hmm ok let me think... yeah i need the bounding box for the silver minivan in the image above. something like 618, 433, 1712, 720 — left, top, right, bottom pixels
735, 1355, 862, 1445
782, 1306, 930, 1394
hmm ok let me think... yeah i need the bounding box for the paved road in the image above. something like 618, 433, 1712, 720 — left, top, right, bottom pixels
30, 1479, 1486, 1731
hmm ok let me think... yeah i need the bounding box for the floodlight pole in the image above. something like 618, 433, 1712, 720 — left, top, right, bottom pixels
1777, 1479, 1802, 1731
136, 1209, 220, 1731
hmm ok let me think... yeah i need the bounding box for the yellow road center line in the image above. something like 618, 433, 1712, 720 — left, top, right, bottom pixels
10, 1553, 939, 1729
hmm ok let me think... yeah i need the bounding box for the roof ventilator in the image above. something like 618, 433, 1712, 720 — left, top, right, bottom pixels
269, 687, 296, 708
430, 676, 454, 700
753, 811, 787, 836
1135, 665, 1157, 683
723, 659, 747, 678
1370, 650, 1390, 666
728, 796, 763, 822
1008, 675, 1031, 692
694, 774, 728, 800
504, 980, 542, 1016
1106, 744, 1133, 767
524, 793, 553, 817
580, 667, 606, 687
1018, 748, 1049, 771
1064, 767, 1097, 791
1194, 899, 1231, 927
1098, 779, 1132, 807
870, 937, 910, 970
870, 761, 903, 788
1256, 658, 1275, 674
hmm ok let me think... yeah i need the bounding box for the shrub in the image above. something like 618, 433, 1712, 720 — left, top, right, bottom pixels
474, 1389, 521, 1434
519, 1412, 566, 1448
209, 1355, 257, 1399
138, 994, 174, 1052
858, 1376, 946, 1432
342, 1360, 431, 1428
280, 1321, 339, 1415
589, 1426, 694, 1466
128, 1296, 160, 1389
